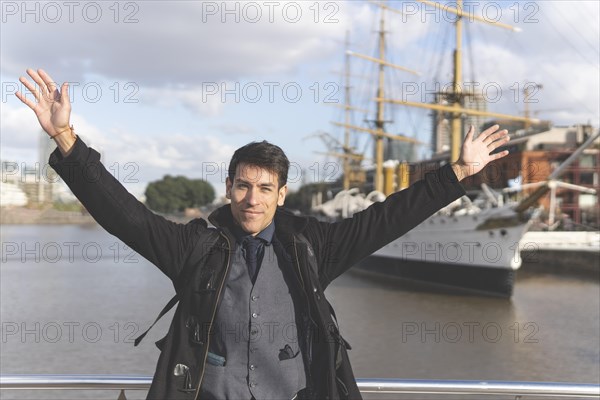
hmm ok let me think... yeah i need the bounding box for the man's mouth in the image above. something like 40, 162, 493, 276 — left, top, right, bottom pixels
242, 210, 263, 216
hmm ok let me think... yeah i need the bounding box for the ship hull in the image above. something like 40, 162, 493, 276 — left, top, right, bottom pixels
353, 206, 530, 297
354, 255, 516, 297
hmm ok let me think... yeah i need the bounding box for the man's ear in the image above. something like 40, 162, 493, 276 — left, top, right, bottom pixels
225, 177, 232, 199
277, 185, 288, 206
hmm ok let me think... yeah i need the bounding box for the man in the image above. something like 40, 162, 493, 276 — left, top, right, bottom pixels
17, 68, 510, 400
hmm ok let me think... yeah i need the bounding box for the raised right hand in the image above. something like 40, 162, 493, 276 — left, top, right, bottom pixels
16, 68, 72, 138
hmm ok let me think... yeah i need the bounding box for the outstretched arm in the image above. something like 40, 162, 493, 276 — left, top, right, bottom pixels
16, 68, 76, 157
16, 68, 203, 282
451, 124, 510, 181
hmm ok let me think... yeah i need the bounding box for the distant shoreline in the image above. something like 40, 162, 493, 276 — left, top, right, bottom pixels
0, 207, 96, 225
0, 207, 200, 225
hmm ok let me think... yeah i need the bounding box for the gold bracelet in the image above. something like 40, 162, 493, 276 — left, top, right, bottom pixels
49, 125, 75, 140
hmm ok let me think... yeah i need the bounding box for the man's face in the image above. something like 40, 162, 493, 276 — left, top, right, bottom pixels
226, 163, 287, 235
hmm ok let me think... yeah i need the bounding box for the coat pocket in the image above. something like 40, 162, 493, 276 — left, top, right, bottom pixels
206, 351, 226, 367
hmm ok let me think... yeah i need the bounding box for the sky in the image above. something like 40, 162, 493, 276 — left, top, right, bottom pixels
1, 0, 599, 199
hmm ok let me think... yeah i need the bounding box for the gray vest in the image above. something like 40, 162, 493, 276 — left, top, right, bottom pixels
200, 242, 306, 400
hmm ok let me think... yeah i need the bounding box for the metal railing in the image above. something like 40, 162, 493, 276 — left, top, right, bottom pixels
1, 375, 599, 399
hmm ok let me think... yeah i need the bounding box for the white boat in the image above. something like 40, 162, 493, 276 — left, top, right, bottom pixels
355, 200, 533, 296
314, 184, 533, 295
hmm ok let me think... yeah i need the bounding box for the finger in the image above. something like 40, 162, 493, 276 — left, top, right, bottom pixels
15, 91, 37, 110
478, 124, 500, 142
490, 150, 509, 161
484, 129, 508, 145
19, 75, 41, 102
38, 69, 58, 98
60, 82, 70, 104
464, 125, 475, 142
489, 135, 511, 151
26, 68, 49, 97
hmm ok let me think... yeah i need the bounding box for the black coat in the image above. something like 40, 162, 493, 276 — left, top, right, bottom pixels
49, 137, 466, 400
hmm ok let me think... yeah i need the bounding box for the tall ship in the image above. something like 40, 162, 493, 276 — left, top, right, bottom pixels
309, 0, 600, 297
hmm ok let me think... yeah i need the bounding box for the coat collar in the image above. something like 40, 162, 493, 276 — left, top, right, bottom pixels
208, 204, 309, 241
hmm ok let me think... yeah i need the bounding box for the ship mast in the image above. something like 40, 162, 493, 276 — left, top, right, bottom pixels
338, 2, 420, 193
451, 0, 464, 162
374, 9, 387, 192
324, 31, 368, 190
343, 31, 352, 190
524, 84, 543, 130
376, 0, 535, 163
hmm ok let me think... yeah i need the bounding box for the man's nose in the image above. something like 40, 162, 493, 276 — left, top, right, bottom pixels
245, 187, 259, 205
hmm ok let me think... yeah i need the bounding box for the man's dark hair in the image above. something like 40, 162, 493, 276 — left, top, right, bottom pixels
228, 141, 290, 188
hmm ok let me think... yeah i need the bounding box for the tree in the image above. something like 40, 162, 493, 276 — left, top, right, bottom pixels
285, 182, 330, 213
145, 175, 215, 213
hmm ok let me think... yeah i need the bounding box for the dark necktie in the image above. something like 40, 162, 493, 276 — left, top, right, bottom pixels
243, 236, 262, 282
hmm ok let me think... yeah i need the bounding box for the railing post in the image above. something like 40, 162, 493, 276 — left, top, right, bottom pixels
118, 389, 127, 400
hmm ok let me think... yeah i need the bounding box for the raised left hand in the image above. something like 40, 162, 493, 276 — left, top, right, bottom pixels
452, 124, 510, 181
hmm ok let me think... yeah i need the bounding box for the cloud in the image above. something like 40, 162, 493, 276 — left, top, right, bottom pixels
140, 85, 225, 116
0, 103, 44, 152
91, 128, 236, 194
1, 1, 362, 86
210, 123, 259, 136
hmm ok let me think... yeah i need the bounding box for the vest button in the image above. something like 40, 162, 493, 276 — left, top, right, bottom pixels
250, 364, 256, 370
250, 381, 257, 388
251, 295, 259, 301
252, 312, 258, 318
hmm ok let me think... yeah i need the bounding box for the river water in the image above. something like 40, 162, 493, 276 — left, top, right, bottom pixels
1, 224, 598, 399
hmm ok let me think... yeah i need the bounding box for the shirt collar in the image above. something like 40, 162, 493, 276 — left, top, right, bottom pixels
232, 220, 275, 245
